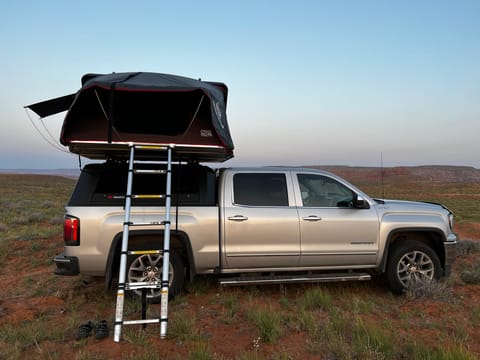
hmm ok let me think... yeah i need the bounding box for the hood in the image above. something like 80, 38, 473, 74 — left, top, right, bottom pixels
377, 199, 452, 214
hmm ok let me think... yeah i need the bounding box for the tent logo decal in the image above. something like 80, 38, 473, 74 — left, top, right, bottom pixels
200, 130, 213, 137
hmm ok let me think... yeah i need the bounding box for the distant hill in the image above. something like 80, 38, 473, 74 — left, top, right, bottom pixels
0, 168, 80, 179
1, 165, 479, 183
303, 165, 480, 184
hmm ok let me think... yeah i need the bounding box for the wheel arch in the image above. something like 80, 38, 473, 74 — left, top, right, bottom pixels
379, 227, 447, 274
104, 229, 195, 291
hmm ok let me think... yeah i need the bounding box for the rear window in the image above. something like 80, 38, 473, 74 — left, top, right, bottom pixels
233, 173, 288, 206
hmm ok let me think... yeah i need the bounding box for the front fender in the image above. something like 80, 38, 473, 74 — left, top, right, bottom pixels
378, 226, 448, 274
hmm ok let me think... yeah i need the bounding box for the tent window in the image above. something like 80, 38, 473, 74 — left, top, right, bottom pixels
111, 90, 207, 136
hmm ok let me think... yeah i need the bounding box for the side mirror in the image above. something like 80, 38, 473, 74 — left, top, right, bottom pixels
353, 194, 370, 209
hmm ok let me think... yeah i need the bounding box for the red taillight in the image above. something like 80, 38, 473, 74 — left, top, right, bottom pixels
64, 216, 79, 244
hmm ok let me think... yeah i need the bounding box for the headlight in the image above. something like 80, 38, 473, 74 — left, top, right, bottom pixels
448, 213, 454, 232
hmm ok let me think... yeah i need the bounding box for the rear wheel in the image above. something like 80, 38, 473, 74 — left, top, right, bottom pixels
385, 240, 442, 294
126, 249, 184, 303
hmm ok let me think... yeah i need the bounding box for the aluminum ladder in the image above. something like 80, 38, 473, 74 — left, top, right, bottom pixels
113, 144, 173, 342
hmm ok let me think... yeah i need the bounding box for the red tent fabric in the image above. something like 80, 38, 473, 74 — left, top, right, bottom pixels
26, 72, 234, 162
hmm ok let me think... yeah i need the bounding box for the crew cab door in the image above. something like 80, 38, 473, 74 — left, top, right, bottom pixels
222, 171, 300, 268
294, 172, 379, 267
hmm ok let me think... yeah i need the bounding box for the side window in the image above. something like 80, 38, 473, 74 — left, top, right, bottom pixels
297, 174, 354, 208
233, 173, 288, 206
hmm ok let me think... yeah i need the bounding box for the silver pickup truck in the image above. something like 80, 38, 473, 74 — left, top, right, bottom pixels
56, 162, 457, 300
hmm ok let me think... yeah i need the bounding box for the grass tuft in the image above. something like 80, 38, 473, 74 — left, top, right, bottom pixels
122, 327, 150, 346
187, 341, 214, 360
247, 306, 283, 343
353, 318, 395, 358
299, 287, 332, 311
168, 312, 199, 341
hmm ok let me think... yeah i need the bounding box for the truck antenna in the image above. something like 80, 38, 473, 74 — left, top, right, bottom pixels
381, 152, 385, 198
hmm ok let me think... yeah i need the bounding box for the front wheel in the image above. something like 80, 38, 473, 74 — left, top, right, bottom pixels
385, 240, 442, 294
127, 249, 184, 303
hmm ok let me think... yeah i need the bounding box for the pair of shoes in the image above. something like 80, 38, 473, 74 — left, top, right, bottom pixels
94, 319, 109, 339
75, 321, 94, 340
75, 320, 109, 340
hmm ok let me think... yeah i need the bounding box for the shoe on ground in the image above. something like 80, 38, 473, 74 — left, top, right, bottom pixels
75, 321, 94, 340
94, 319, 109, 339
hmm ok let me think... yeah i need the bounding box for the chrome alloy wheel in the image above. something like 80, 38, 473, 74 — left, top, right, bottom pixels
396, 250, 435, 287
127, 254, 173, 299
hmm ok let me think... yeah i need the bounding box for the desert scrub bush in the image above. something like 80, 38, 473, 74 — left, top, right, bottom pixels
247, 306, 283, 343
49, 216, 64, 225
405, 277, 455, 302
460, 261, 480, 284
27, 211, 48, 223
456, 239, 480, 256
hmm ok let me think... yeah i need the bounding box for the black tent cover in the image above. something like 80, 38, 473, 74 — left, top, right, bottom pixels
26, 72, 234, 162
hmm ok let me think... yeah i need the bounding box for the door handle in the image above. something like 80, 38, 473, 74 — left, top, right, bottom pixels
228, 215, 249, 222
302, 215, 322, 222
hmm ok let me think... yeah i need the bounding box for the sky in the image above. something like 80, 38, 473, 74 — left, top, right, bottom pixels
1, 0, 479, 169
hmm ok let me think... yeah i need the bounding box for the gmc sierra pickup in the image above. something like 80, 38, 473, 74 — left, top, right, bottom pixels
55, 161, 457, 300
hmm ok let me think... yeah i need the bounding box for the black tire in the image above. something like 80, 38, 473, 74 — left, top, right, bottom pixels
385, 240, 442, 294
126, 249, 184, 303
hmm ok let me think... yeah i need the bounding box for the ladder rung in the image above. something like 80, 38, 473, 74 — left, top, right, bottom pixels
134, 169, 167, 174
133, 194, 165, 199
128, 221, 166, 227
127, 249, 163, 255
134, 145, 170, 151
126, 281, 162, 290
123, 319, 161, 326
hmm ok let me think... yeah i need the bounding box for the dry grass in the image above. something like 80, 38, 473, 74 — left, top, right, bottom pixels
0, 173, 479, 359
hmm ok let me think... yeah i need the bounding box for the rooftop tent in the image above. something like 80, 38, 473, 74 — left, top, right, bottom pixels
26, 72, 234, 162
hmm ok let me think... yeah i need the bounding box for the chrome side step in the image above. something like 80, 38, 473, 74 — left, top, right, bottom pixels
218, 273, 371, 287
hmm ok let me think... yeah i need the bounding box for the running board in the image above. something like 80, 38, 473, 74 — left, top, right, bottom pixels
218, 272, 371, 287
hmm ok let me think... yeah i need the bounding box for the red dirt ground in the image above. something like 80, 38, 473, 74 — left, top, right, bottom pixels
1, 225, 479, 359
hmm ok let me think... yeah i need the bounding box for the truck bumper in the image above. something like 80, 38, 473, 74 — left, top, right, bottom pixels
443, 234, 458, 277
54, 252, 80, 276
